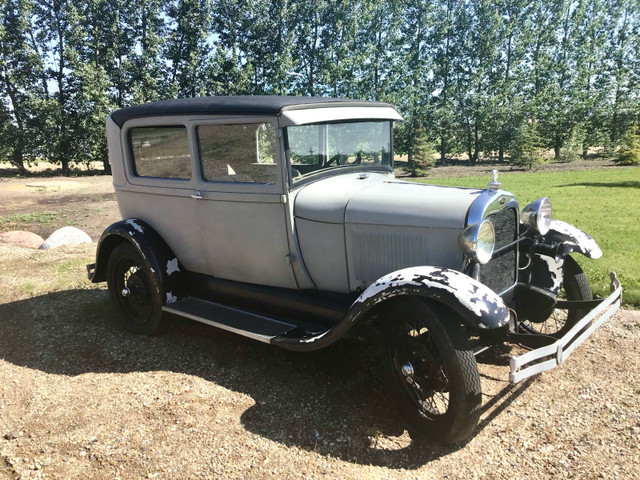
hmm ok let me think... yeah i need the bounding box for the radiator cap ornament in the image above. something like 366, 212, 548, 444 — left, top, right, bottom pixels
488, 169, 502, 190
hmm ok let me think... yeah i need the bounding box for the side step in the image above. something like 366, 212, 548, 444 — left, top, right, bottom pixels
163, 297, 298, 343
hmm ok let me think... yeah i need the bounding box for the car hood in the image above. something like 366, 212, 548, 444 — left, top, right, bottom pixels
293, 173, 482, 229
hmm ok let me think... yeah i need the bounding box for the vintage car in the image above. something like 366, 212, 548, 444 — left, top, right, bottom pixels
88, 96, 622, 444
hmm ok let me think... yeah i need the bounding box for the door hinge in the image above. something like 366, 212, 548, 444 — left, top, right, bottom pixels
280, 194, 287, 204
286, 254, 296, 264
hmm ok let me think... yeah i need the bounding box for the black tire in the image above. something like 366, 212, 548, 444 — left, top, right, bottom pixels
106, 242, 164, 335
382, 298, 482, 445
520, 256, 593, 337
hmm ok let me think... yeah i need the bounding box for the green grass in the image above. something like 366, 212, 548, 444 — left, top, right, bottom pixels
412, 167, 640, 307
0, 210, 61, 227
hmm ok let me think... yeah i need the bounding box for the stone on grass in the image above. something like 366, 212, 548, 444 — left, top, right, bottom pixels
39, 226, 92, 250
0, 231, 45, 249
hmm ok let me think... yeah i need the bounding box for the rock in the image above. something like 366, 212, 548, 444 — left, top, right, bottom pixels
39, 226, 92, 250
4, 431, 19, 440
0, 231, 45, 249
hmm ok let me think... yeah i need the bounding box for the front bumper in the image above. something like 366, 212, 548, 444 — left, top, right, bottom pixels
509, 272, 622, 384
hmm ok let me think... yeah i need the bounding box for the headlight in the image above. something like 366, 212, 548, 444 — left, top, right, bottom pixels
521, 197, 552, 235
458, 220, 495, 265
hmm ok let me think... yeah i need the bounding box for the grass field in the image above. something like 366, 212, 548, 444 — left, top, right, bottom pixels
413, 166, 640, 307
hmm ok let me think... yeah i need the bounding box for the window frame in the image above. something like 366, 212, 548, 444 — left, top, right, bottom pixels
196, 120, 279, 186
128, 124, 192, 181
284, 119, 395, 188
122, 116, 197, 190
191, 116, 284, 195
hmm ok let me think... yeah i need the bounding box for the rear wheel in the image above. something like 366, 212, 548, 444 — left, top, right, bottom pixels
383, 298, 482, 444
520, 256, 592, 337
106, 242, 163, 335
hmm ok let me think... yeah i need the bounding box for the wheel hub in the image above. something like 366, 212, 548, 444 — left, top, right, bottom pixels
401, 362, 415, 378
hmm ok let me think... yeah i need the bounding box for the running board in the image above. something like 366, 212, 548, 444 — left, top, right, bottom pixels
163, 297, 297, 343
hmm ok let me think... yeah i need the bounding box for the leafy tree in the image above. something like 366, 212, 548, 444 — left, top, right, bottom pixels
165, 0, 212, 97
0, 0, 42, 171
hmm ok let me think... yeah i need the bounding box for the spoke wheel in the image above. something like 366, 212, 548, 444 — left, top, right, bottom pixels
107, 243, 163, 335
520, 256, 592, 338
383, 298, 482, 444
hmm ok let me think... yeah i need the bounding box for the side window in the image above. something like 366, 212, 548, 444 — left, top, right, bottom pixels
197, 123, 278, 184
129, 126, 191, 179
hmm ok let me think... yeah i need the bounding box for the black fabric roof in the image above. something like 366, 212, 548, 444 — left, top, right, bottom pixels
110, 95, 390, 127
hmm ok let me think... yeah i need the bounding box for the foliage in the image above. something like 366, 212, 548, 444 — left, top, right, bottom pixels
616, 126, 640, 165
404, 125, 435, 177
412, 167, 640, 308
559, 125, 586, 163
511, 120, 544, 169
0, 0, 639, 174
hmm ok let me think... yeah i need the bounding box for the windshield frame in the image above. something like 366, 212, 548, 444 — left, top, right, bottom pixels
284, 119, 395, 187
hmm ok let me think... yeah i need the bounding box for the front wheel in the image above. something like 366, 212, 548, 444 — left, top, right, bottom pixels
520, 256, 593, 337
383, 298, 482, 444
106, 242, 164, 335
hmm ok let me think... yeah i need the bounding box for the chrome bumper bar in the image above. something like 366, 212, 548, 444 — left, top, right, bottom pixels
510, 272, 622, 384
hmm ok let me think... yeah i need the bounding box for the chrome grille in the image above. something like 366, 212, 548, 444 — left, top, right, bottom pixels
479, 207, 518, 294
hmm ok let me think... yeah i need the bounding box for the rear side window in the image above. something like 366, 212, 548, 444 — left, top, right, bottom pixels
129, 126, 191, 179
197, 123, 278, 184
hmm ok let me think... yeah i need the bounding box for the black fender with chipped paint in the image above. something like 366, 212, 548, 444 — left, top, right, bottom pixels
273, 266, 510, 352
88, 218, 184, 305
544, 220, 602, 259
525, 220, 601, 296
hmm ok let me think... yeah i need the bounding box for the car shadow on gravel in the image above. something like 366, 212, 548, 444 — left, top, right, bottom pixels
0, 289, 533, 469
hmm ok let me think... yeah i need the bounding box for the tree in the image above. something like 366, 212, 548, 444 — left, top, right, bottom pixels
512, 119, 544, 169
616, 125, 640, 164
0, 0, 42, 171
404, 124, 435, 176
165, 0, 212, 97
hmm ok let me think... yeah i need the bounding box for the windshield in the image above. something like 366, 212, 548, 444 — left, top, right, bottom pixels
286, 121, 392, 182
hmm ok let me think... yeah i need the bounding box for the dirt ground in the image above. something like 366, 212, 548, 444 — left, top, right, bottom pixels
1, 163, 639, 479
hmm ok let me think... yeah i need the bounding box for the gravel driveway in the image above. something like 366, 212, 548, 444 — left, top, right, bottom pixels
0, 243, 638, 479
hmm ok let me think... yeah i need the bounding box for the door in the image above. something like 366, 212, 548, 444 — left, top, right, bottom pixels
192, 120, 298, 289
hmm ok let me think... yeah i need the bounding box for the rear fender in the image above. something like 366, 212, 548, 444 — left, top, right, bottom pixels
89, 218, 184, 305
349, 266, 510, 330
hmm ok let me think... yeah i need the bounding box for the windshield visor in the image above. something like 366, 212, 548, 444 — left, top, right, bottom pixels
286, 121, 392, 182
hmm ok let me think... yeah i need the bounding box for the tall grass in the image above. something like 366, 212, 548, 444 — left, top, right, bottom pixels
412, 167, 640, 307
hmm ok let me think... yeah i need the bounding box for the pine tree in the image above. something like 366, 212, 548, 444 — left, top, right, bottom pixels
512, 119, 544, 169
404, 125, 435, 177
616, 126, 640, 165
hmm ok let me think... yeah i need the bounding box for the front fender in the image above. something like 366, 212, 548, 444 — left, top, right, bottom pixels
273, 266, 509, 352
349, 266, 510, 330
545, 220, 602, 259
88, 218, 184, 304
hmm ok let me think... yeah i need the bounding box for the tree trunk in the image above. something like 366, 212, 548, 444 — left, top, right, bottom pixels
11, 138, 26, 173
498, 144, 504, 163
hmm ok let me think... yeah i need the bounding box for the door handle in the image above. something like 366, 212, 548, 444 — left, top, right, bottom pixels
191, 190, 203, 199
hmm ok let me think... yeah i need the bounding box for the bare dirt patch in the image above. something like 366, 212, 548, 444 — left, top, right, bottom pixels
0, 175, 119, 241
